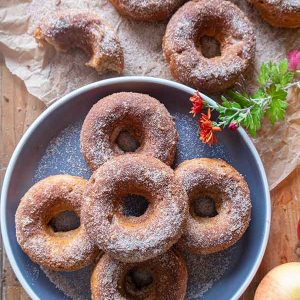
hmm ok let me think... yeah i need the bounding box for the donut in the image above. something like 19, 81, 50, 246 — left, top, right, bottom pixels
91, 250, 188, 300
175, 158, 252, 254
249, 0, 300, 28
108, 0, 185, 22
34, 11, 124, 74
82, 154, 188, 263
162, 0, 256, 93
15, 175, 99, 271
80, 92, 178, 171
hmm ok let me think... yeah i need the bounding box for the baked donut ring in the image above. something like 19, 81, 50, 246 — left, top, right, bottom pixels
80, 92, 178, 171
91, 250, 188, 300
163, 0, 256, 93
175, 158, 252, 254
249, 0, 300, 28
82, 154, 188, 263
108, 0, 185, 22
15, 175, 99, 271
34, 11, 124, 74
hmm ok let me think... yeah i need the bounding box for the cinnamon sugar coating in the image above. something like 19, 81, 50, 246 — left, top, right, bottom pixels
80, 92, 178, 171
163, 0, 256, 93
15, 175, 99, 271
91, 249, 188, 299
249, 0, 300, 28
175, 158, 252, 254
34, 11, 124, 74
82, 154, 188, 263
108, 0, 185, 22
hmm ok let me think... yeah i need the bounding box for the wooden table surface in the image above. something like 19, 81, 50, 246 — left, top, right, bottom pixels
1, 54, 300, 300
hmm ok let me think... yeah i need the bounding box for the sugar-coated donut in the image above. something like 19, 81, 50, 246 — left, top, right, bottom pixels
249, 0, 300, 28
91, 250, 188, 299
163, 0, 256, 93
108, 0, 185, 22
82, 154, 188, 263
80, 92, 178, 171
34, 11, 124, 74
175, 158, 252, 254
15, 175, 99, 271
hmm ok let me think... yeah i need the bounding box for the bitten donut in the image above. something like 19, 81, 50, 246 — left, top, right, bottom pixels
163, 0, 256, 93
175, 158, 252, 254
15, 175, 99, 271
80, 92, 178, 171
34, 11, 124, 74
108, 0, 185, 22
91, 250, 188, 300
249, 0, 300, 28
82, 154, 188, 263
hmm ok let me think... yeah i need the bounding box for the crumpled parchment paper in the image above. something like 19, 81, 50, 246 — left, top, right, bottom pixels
0, 0, 299, 190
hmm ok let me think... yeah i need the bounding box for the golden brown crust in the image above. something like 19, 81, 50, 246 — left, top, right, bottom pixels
80, 92, 178, 171
91, 249, 188, 300
108, 0, 185, 22
15, 175, 99, 271
82, 154, 189, 263
249, 0, 300, 28
175, 158, 252, 254
163, 0, 256, 93
34, 11, 124, 74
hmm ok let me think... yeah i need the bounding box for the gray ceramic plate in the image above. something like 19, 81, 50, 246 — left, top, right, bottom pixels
1, 77, 271, 300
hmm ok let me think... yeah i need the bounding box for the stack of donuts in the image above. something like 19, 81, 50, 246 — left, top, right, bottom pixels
33, 0, 300, 95
15, 92, 252, 299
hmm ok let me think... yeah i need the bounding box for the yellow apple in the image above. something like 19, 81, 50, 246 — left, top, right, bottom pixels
255, 262, 300, 300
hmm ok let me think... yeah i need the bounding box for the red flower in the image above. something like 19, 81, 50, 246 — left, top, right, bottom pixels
288, 49, 300, 71
190, 91, 204, 117
297, 219, 300, 241
199, 109, 221, 146
229, 122, 238, 131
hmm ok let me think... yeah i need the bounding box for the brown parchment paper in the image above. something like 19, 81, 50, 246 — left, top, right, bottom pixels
0, 0, 300, 190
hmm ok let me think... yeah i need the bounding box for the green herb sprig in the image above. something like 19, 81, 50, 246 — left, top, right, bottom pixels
206, 59, 300, 137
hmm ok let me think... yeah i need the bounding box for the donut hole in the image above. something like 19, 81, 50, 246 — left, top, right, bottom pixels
115, 129, 141, 153
124, 267, 154, 296
48, 210, 80, 232
197, 35, 222, 58
191, 195, 219, 218
121, 194, 149, 217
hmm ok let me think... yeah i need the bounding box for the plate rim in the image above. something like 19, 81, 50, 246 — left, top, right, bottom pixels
0, 76, 271, 300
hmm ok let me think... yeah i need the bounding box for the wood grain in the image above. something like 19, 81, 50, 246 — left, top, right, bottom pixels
0, 56, 299, 299
0, 56, 45, 300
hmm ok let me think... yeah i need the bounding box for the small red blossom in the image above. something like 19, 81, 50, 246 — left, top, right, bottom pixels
229, 122, 238, 131
288, 49, 300, 71
199, 109, 222, 146
190, 91, 204, 117
297, 219, 300, 241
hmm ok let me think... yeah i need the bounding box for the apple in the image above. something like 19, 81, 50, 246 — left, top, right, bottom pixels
254, 262, 300, 300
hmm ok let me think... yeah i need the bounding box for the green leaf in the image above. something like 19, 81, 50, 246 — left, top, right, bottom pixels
226, 90, 251, 107
265, 87, 288, 124
279, 59, 288, 76
242, 105, 262, 137
258, 63, 269, 86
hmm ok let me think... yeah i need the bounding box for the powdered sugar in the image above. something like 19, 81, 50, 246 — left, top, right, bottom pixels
33, 120, 91, 183
184, 243, 242, 299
